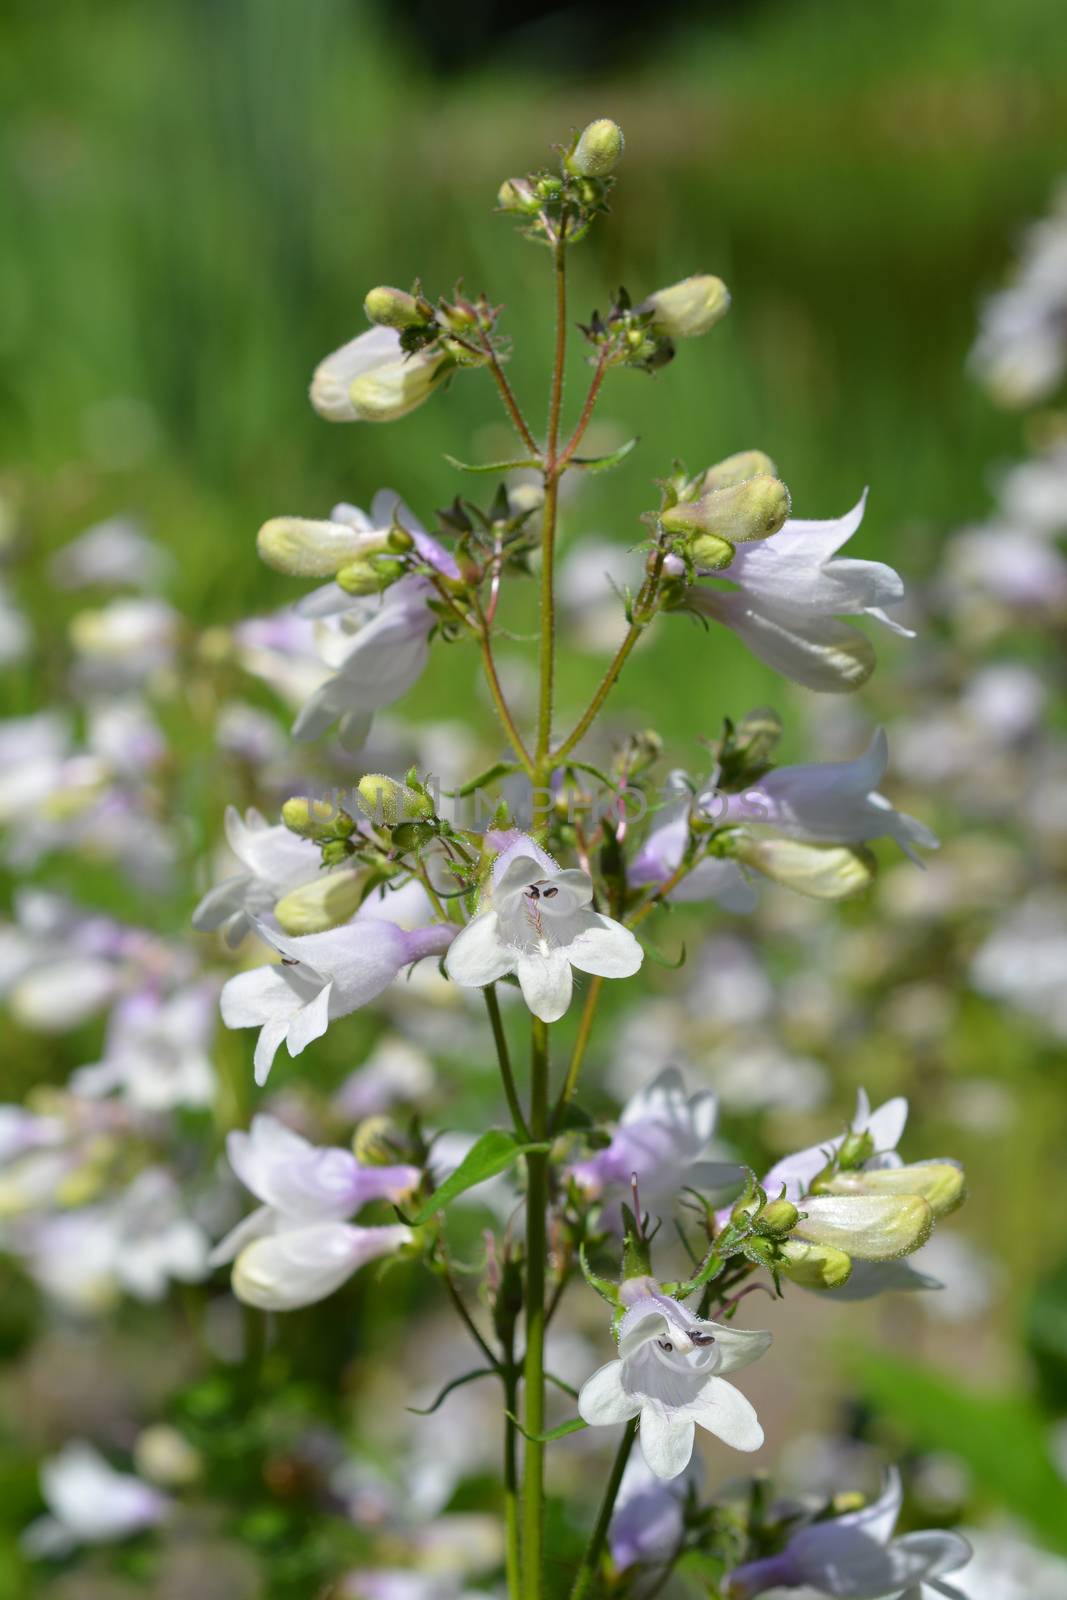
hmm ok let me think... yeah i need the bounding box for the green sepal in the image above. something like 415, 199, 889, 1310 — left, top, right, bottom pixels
578, 1243, 619, 1306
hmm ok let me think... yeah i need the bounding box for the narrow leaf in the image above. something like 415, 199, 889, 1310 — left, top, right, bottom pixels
570, 437, 638, 473
408, 1130, 550, 1225
444, 453, 541, 474
505, 1411, 589, 1444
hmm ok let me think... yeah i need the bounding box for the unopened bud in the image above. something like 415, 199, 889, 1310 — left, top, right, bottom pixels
363, 286, 430, 330
357, 774, 435, 826
257, 515, 385, 578
569, 118, 624, 177
777, 1238, 853, 1291
497, 178, 540, 215
688, 533, 735, 571
661, 476, 791, 545
754, 1199, 800, 1237
837, 1129, 876, 1170
353, 1115, 409, 1166
797, 1194, 934, 1260
336, 555, 406, 595
730, 836, 875, 900
823, 1161, 966, 1219
641, 275, 730, 339
273, 868, 365, 935
281, 796, 351, 840
701, 450, 779, 493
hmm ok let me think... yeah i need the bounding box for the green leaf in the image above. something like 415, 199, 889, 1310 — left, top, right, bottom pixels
444, 453, 541, 474
570, 437, 639, 473
406, 1367, 497, 1414
852, 1350, 1067, 1550
407, 1130, 550, 1225
505, 1411, 589, 1444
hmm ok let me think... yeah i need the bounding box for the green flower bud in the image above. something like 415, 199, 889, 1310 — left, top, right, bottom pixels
335, 555, 407, 595
641, 275, 730, 339
257, 515, 387, 578
701, 449, 779, 493
798, 1194, 934, 1260
497, 177, 540, 215
357, 774, 435, 826
661, 475, 791, 545
353, 1115, 411, 1167
569, 118, 625, 177
754, 1198, 800, 1237
391, 820, 438, 851
837, 1129, 876, 1170
281, 796, 351, 839
347, 349, 446, 423
729, 836, 875, 900
777, 1239, 853, 1291
822, 1162, 966, 1219
273, 868, 365, 935
363, 286, 430, 330
688, 533, 735, 571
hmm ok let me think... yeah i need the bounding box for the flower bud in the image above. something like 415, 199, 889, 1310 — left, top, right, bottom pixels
257, 516, 386, 578
754, 1198, 800, 1237
273, 868, 365, 935
497, 178, 540, 215
836, 1129, 876, 1170
797, 1194, 934, 1260
730, 836, 874, 900
363, 286, 430, 330
568, 118, 625, 177
641, 275, 730, 339
661, 476, 791, 544
357, 773, 435, 826
281, 796, 351, 840
701, 449, 779, 493
777, 1239, 853, 1291
822, 1161, 966, 1219
335, 555, 407, 595
353, 1115, 411, 1167
311, 327, 447, 424
688, 533, 735, 571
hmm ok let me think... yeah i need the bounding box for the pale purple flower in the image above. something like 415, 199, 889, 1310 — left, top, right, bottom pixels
49, 517, 172, 592
445, 832, 642, 1022
629, 778, 758, 913
689, 493, 912, 692
725, 1469, 972, 1598
609, 1452, 692, 1572
578, 1283, 769, 1479
23, 1442, 169, 1558
220, 914, 455, 1086
568, 1066, 741, 1218
72, 982, 218, 1111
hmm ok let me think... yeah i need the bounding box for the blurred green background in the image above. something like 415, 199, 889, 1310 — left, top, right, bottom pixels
3, 0, 1067, 1592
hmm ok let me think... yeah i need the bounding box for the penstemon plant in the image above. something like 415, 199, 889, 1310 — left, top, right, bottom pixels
205, 120, 974, 1600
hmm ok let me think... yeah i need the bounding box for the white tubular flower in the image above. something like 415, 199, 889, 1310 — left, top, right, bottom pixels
689, 493, 911, 692
629, 780, 758, 914
220, 916, 455, 1086
22, 1442, 168, 1558
310, 326, 448, 423
725, 1469, 972, 1598
640, 275, 731, 338
579, 1285, 769, 1479
231, 1220, 412, 1311
192, 805, 321, 947
723, 729, 938, 864
444, 833, 642, 1023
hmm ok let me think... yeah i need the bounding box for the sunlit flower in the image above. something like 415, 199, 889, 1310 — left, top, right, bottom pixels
193, 805, 321, 947
445, 833, 642, 1022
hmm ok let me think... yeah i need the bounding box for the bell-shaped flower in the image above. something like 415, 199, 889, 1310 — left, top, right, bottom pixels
211, 1115, 418, 1311
22, 1442, 169, 1558
568, 1066, 742, 1218
193, 805, 321, 947
688, 493, 912, 692
310, 325, 449, 423
220, 914, 455, 1086
444, 833, 642, 1023
725, 1468, 972, 1598
722, 730, 937, 863
629, 779, 758, 913
609, 1452, 693, 1573
578, 1284, 769, 1479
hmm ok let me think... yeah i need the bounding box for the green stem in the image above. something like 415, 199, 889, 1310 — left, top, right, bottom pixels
569, 1418, 638, 1600
522, 1016, 551, 1600
550, 975, 603, 1134
535, 232, 569, 778
504, 1348, 523, 1600
485, 983, 531, 1142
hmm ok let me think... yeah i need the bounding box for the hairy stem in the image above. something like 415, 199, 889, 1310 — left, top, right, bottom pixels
535, 232, 569, 776
569, 1418, 638, 1600
550, 976, 603, 1133
522, 1016, 551, 1600
480, 627, 535, 775
557, 351, 608, 470
478, 326, 540, 457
